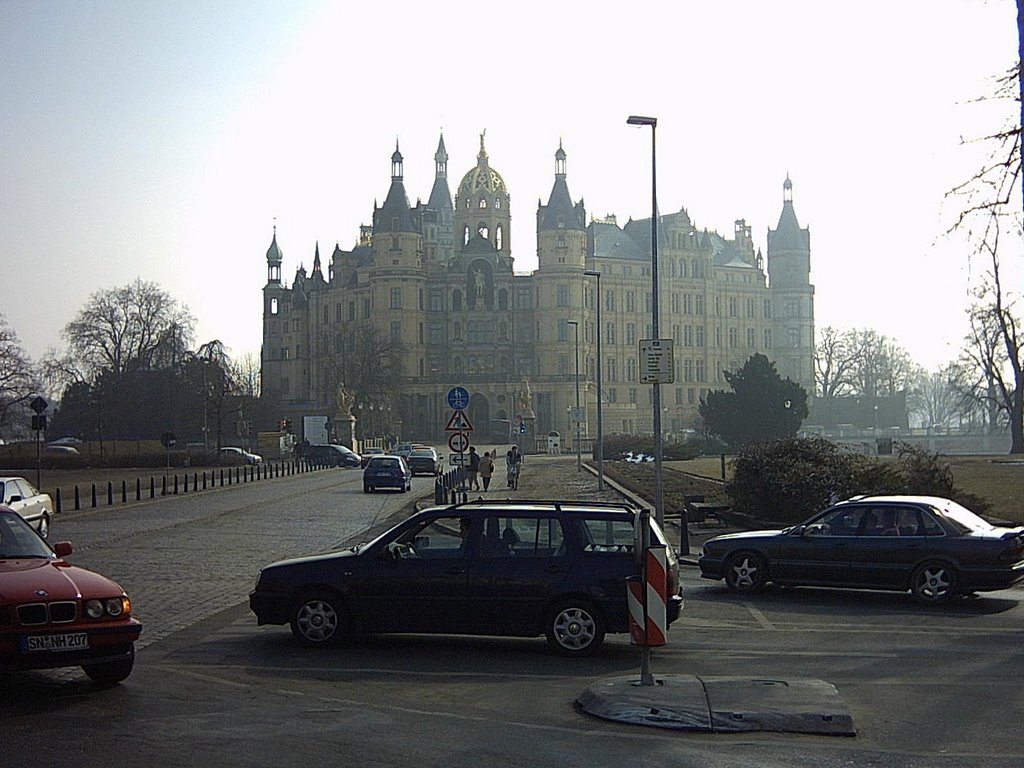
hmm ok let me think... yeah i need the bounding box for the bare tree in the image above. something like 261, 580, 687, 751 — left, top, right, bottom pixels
945, 13, 1023, 452
63, 278, 194, 379
232, 352, 261, 398
814, 326, 856, 398
909, 365, 962, 431
0, 314, 38, 438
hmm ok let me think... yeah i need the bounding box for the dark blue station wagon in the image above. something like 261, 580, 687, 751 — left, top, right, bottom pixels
250, 499, 683, 655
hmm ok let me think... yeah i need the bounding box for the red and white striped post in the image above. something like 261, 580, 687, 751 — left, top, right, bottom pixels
627, 545, 667, 647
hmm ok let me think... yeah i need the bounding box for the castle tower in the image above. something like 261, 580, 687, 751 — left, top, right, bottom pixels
767, 175, 815, 392
537, 141, 587, 271
424, 132, 455, 264
372, 141, 423, 269
454, 131, 511, 259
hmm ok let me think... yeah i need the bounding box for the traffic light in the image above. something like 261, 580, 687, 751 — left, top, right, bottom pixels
280, 419, 291, 432
519, 422, 526, 434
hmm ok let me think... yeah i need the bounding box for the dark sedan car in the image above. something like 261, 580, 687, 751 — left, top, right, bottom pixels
0, 506, 143, 683
699, 495, 1024, 605
407, 447, 443, 476
362, 455, 412, 493
250, 499, 682, 655
304, 444, 361, 467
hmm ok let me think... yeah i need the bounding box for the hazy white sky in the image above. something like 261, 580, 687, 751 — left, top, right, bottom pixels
1, 0, 1018, 372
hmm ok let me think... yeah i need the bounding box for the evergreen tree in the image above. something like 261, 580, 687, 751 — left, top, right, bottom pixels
699, 354, 808, 449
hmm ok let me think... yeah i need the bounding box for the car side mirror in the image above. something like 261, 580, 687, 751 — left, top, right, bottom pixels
9, 495, 22, 503
414, 535, 430, 549
803, 523, 828, 537
53, 541, 73, 557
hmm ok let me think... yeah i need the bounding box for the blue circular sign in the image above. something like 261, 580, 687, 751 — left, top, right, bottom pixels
447, 386, 470, 410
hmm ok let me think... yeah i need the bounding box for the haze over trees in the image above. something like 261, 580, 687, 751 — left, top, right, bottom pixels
945, 10, 1023, 453
0, 313, 38, 438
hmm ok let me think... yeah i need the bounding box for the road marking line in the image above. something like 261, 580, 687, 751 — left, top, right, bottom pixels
743, 602, 775, 630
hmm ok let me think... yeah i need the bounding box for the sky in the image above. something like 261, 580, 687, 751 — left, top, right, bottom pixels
1, 0, 1019, 373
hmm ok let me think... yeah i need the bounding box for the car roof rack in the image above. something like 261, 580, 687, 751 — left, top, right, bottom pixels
431, 498, 646, 513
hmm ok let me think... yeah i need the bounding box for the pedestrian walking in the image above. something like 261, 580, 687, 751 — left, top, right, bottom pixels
467, 446, 481, 491
479, 451, 495, 491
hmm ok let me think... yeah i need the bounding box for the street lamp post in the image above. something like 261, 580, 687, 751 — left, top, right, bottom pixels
567, 320, 581, 471
627, 114, 665, 529
584, 270, 604, 490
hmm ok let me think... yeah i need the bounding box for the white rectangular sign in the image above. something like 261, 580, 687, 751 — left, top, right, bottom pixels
639, 338, 675, 384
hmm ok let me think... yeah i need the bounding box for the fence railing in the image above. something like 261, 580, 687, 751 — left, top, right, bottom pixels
53, 457, 344, 513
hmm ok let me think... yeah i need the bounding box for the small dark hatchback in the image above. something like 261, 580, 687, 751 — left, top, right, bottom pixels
250, 499, 683, 655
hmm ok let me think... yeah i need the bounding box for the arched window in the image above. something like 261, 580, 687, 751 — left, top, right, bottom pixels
477, 224, 489, 240
463, 226, 470, 246
496, 225, 503, 250
270, 297, 279, 315
453, 290, 462, 311
479, 198, 488, 209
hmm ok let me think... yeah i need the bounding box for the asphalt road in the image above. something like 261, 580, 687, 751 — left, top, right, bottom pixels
2, 457, 1022, 768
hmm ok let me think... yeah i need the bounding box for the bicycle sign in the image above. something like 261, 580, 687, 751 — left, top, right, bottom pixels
446, 386, 470, 410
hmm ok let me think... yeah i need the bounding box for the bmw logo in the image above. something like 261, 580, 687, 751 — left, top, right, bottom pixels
35, 590, 48, 597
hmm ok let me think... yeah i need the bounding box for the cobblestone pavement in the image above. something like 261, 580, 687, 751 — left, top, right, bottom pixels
51, 467, 431, 650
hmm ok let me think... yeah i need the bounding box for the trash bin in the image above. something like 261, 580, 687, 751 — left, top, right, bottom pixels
546, 431, 561, 454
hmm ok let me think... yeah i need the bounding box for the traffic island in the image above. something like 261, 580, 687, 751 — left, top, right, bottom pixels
576, 674, 855, 736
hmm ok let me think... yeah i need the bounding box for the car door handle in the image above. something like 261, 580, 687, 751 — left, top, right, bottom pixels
445, 567, 467, 576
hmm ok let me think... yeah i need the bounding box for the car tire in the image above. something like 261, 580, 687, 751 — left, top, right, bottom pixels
290, 590, 347, 646
82, 649, 134, 684
545, 598, 605, 656
911, 561, 958, 605
37, 512, 50, 540
363, 485, 371, 493
724, 552, 769, 594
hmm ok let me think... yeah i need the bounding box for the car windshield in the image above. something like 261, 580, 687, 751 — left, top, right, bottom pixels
0, 512, 55, 558
369, 458, 400, 468
410, 450, 433, 457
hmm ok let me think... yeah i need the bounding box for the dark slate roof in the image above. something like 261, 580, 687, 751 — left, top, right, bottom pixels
428, 176, 453, 210
768, 200, 809, 251
266, 232, 283, 263
538, 176, 585, 231
376, 179, 417, 233
590, 220, 646, 261
462, 234, 497, 255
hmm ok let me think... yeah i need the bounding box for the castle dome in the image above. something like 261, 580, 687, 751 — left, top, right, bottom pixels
457, 130, 508, 199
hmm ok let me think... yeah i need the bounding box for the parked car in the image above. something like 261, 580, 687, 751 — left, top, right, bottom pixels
0, 476, 53, 539
407, 447, 443, 476
304, 444, 361, 467
362, 455, 412, 493
360, 446, 385, 468
220, 446, 263, 464
250, 499, 683, 655
699, 495, 1024, 605
0, 506, 143, 683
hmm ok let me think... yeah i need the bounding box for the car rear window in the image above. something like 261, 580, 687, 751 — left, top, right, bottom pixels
578, 518, 636, 554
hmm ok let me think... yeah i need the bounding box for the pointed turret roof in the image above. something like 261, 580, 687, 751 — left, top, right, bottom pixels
768, 175, 810, 252
538, 141, 585, 231
266, 226, 283, 263
375, 141, 416, 233
427, 132, 453, 210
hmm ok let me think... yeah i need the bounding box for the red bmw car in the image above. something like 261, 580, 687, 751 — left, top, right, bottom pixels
0, 505, 142, 683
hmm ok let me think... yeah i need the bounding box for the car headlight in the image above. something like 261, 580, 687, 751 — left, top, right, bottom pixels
84, 597, 130, 619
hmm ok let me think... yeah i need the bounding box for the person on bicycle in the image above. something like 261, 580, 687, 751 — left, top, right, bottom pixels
505, 445, 523, 488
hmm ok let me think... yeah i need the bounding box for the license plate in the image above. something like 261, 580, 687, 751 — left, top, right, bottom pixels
22, 633, 89, 653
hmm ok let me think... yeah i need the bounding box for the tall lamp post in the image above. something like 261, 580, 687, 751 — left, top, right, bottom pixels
583, 270, 604, 490
627, 114, 664, 528
567, 320, 581, 471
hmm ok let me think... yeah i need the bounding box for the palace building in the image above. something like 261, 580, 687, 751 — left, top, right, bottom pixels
261, 132, 814, 446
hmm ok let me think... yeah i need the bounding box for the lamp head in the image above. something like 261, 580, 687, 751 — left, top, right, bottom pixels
626, 115, 657, 127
